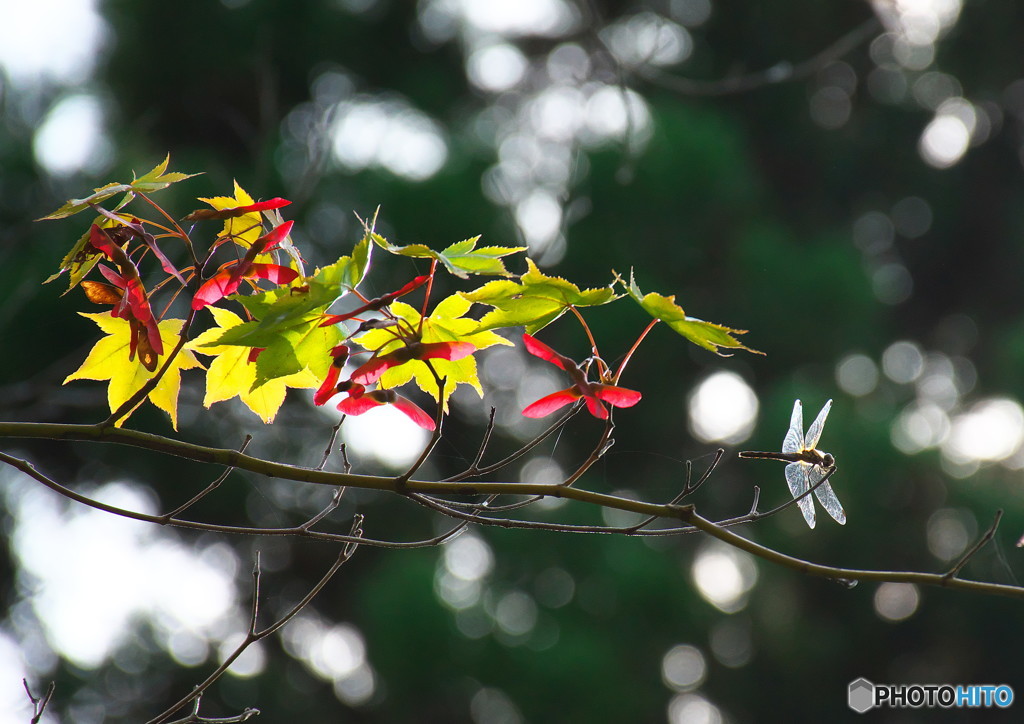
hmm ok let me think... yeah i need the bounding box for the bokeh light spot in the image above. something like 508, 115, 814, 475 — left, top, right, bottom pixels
468, 43, 529, 92
926, 508, 975, 561
919, 98, 977, 169
691, 541, 758, 613
33, 94, 112, 177
687, 371, 758, 444
709, 619, 753, 668
0, 0, 107, 87
873, 582, 920, 622
330, 98, 447, 180
668, 693, 722, 724
835, 353, 879, 397
891, 401, 950, 453
882, 340, 925, 384
661, 644, 706, 692
891, 196, 933, 238
943, 398, 1024, 463
339, 403, 430, 468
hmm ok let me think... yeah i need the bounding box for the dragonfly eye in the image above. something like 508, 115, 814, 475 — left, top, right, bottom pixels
822, 453, 835, 468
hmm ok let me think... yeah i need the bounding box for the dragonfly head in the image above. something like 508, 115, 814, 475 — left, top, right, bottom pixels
821, 452, 835, 468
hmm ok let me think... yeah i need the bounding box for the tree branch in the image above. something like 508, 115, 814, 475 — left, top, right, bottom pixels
148, 516, 363, 724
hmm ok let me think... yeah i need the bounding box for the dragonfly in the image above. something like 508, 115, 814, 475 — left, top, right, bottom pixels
739, 399, 846, 528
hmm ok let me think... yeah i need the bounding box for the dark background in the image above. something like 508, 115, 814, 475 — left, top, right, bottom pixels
2, 1, 1024, 721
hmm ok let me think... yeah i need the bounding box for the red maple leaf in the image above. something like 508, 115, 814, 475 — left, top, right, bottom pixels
86, 224, 164, 370
520, 334, 641, 420
337, 389, 436, 431
192, 220, 299, 309
350, 340, 476, 386
183, 197, 292, 221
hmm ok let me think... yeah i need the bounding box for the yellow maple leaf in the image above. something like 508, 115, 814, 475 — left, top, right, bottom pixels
64, 313, 203, 429
355, 294, 512, 410
196, 181, 266, 251
189, 307, 319, 423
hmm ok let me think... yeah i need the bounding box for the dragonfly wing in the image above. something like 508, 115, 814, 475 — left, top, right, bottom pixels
785, 462, 816, 529
813, 475, 847, 525
804, 399, 833, 451
782, 399, 804, 454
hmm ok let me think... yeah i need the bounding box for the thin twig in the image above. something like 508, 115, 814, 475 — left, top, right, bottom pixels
675, 504, 1024, 598
747, 486, 761, 516
163, 435, 252, 519
685, 449, 725, 495
164, 704, 260, 724
0, 451, 462, 549
23, 679, 55, 724
470, 407, 498, 471
317, 420, 344, 471
623, 450, 724, 533
339, 443, 351, 473
300, 486, 347, 532
134, 191, 199, 268
560, 415, 614, 488
443, 402, 582, 481
944, 510, 1003, 581
148, 517, 363, 724
4, 440, 1024, 600
635, 17, 882, 97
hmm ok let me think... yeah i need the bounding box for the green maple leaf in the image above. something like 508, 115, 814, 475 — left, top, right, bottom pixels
371, 231, 524, 279
199, 254, 360, 388
355, 294, 512, 409
252, 319, 340, 388
463, 258, 618, 334
190, 307, 319, 422
38, 154, 198, 221
64, 313, 203, 429
203, 310, 341, 389
623, 270, 762, 356
129, 154, 198, 192
45, 221, 106, 290
209, 249, 367, 350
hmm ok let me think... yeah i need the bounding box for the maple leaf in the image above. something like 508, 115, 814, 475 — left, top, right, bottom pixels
222, 245, 371, 344
350, 340, 476, 386
337, 389, 437, 431
354, 294, 512, 409
38, 154, 198, 221
623, 270, 763, 356
520, 334, 641, 420
87, 224, 165, 369
45, 213, 131, 291
129, 154, 201, 193
199, 262, 348, 390
64, 313, 202, 429
182, 197, 290, 221
463, 258, 619, 334
43, 156, 197, 289
370, 231, 524, 278
196, 181, 270, 250
192, 221, 299, 309
190, 307, 318, 423
199, 254, 359, 389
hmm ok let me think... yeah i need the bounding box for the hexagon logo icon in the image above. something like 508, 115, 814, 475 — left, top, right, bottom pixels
848, 678, 874, 713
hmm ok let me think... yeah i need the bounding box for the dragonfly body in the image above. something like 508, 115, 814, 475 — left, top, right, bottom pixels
739, 399, 846, 528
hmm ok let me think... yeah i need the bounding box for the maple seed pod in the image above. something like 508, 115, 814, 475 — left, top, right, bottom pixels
81, 280, 123, 306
